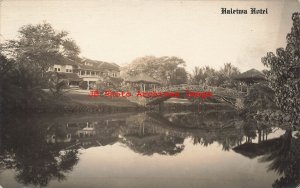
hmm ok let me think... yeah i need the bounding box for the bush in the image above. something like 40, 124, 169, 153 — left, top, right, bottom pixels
79, 81, 88, 90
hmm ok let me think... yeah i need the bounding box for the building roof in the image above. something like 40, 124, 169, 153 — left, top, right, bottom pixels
79, 58, 120, 71
54, 57, 78, 66
234, 69, 266, 83
125, 73, 161, 84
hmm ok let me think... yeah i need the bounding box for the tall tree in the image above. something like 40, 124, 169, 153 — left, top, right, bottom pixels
122, 56, 187, 85
2, 22, 80, 74
217, 63, 240, 88
170, 67, 188, 85
190, 66, 218, 86
262, 12, 300, 125
1, 23, 81, 111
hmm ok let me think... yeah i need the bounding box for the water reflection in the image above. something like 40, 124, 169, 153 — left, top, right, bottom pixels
0, 118, 79, 187
260, 130, 300, 188
0, 111, 299, 187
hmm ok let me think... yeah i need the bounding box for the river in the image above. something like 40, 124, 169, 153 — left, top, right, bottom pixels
0, 110, 299, 188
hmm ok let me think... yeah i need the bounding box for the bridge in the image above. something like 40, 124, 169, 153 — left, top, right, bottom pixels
144, 85, 247, 107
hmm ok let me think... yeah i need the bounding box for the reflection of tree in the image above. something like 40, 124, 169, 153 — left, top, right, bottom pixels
259, 130, 300, 188
121, 135, 184, 156
192, 131, 243, 151
0, 117, 79, 187
243, 121, 257, 143
122, 113, 185, 155
218, 135, 243, 151
128, 112, 246, 152
150, 112, 245, 150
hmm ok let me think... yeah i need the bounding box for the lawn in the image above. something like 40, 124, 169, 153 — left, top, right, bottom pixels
65, 90, 138, 108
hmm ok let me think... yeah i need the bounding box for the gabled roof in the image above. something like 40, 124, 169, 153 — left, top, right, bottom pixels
125, 73, 161, 84
234, 69, 266, 82
54, 57, 78, 66
79, 58, 120, 71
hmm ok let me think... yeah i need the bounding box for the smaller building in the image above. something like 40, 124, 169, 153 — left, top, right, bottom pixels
125, 73, 161, 91
47, 58, 83, 87
234, 69, 266, 94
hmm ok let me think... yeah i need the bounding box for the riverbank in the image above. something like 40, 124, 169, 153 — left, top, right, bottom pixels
2, 91, 143, 114
1, 90, 236, 114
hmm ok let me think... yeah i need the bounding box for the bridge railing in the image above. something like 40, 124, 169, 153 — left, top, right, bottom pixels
149, 85, 244, 98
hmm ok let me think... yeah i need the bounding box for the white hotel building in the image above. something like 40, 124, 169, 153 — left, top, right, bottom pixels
48, 58, 120, 89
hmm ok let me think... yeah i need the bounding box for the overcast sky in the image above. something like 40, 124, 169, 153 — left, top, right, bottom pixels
1, 0, 300, 72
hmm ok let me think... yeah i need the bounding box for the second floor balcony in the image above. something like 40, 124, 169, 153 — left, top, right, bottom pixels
77, 70, 119, 78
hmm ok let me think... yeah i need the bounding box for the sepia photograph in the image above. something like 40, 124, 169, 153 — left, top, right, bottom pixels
0, 0, 299, 188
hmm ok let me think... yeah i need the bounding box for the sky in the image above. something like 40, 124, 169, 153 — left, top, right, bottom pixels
0, 0, 300, 72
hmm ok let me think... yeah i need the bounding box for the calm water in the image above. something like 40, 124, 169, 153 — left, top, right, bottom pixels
0, 111, 299, 188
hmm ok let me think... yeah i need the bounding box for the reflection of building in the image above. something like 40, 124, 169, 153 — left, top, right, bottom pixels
46, 124, 73, 143
48, 58, 120, 89
45, 120, 121, 149
46, 134, 72, 144
76, 122, 96, 137
46, 122, 96, 144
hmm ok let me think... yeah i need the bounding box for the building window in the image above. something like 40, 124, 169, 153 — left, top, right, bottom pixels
54, 68, 57, 72
58, 68, 61, 72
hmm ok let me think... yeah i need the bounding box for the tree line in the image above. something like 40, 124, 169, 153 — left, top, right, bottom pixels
121, 56, 241, 88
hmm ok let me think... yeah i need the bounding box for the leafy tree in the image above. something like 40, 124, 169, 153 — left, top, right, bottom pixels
0, 54, 13, 79
217, 63, 240, 88
261, 12, 300, 124
0, 54, 13, 111
47, 72, 68, 97
170, 67, 188, 85
79, 81, 88, 90
122, 56, 187, 85
1, 23, 81, 110
0, 54, 46, 111
190, 63, 240, 88
190, 66, 218, 85
2, 22, 80, 74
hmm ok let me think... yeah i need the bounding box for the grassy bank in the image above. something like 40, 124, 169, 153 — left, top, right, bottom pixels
14, 90, 142, 113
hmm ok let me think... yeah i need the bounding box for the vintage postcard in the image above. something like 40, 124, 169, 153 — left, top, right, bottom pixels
0, 0, 299, 188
